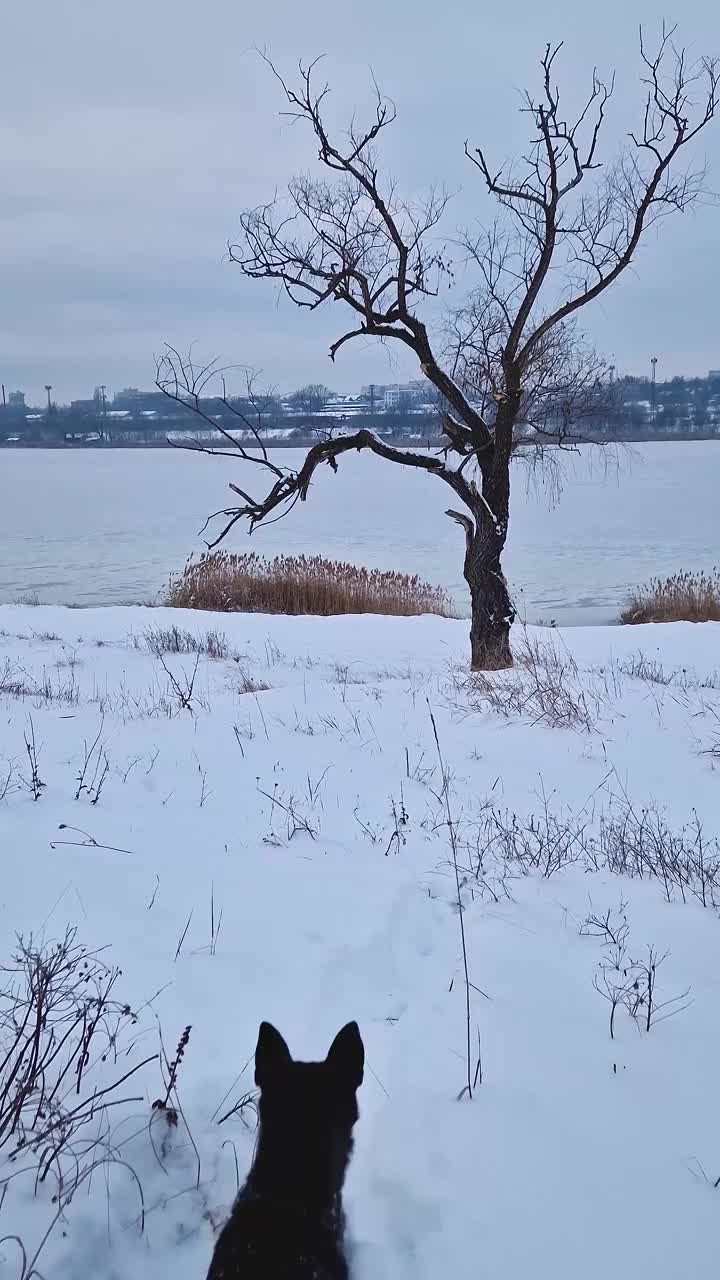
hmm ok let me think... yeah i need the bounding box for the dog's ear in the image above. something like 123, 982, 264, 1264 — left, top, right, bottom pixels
255, 1022, 292, 1088
326, 1021, 364, 1088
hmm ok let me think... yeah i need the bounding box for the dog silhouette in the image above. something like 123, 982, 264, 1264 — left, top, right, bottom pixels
206, 1021, 364, 1280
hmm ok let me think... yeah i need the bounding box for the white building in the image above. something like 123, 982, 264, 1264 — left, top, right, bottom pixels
360, 380, 430, 410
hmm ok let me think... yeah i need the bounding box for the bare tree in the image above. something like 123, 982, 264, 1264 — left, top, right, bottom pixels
160, 27, 717, 669
289, 382, 331, 416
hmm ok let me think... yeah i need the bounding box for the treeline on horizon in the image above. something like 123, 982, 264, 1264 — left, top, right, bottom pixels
2, 370, 720, 445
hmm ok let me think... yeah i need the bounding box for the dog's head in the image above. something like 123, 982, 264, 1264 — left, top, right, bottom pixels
253, 1021, 364, 1199
255, 1021, 364, 1108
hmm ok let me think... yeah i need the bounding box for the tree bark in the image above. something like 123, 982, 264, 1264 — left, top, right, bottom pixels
448, 505, 515, 671
466, 537, 515, 671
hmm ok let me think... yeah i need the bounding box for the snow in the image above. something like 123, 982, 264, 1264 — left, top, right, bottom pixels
1, 604, 720, 1279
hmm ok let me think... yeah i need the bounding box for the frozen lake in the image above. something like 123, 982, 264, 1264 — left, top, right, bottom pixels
0, 442, 717, 624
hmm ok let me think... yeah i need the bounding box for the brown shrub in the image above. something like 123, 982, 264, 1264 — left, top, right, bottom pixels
164, 551, 454, 618
620, 570, 720, 625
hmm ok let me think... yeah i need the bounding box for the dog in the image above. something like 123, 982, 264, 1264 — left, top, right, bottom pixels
206, 1020, 364, 1280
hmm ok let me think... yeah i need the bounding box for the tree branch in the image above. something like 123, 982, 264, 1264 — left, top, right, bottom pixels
155, 346, 286, 480
191, 427, 480, 545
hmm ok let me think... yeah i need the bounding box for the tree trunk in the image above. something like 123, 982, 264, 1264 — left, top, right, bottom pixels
447, 506, 516, 671
466, 540, 515, 671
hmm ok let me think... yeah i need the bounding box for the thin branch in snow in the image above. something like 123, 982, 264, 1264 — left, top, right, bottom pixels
428, 702, 476, 1100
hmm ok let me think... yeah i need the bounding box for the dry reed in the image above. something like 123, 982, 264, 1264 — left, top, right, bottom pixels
164, 551, 454, 618
621, 570, 720, 625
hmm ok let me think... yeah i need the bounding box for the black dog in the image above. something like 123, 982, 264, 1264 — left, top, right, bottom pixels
206, 1021, 364, 1280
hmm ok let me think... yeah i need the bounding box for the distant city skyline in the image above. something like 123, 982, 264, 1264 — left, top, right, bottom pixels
4, 333, 719, 413
4, 362, 720, 412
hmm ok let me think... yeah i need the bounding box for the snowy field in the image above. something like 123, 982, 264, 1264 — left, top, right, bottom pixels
1, 603, 720, 1279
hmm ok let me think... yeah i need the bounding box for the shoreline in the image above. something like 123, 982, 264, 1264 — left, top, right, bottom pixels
2, 433, 720, 451
0, 597, 620, 628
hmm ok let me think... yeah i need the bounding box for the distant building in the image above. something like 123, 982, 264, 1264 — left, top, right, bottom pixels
7, 390, 25, 409
383, 385, 403, 409
359, 380, 430, 410
709, 370, 720, 380
112, 388, 166, 412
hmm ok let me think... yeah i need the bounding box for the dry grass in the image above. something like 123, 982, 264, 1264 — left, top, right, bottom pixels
452, 631, 602, 732
164, 551, 454, 618
468, 797, 720, 909
134, 623, 232, 660
0, 658, 80, 706
235, 667, 271, 696
0, 928, 154, 1273
621, 571, 720, 625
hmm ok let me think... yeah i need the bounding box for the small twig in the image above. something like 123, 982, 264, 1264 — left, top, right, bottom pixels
146, 875, 160, 911
50, 824, 135, 857
428, 702, 474, 1100
75, 718, 105, 800
22, 716, 45, 800
173, 911, 194, 961
472, 1026, 483, 1088
222, 1138, 241, 1192
253, 691, 270, 740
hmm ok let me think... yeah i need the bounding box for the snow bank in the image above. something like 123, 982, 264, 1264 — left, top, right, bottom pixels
1, 605, 719, 1279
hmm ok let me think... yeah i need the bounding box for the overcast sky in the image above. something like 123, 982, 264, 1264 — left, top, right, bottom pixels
1, 0, 718, 405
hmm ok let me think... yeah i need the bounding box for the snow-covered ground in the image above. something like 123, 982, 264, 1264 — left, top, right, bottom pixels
1, 604, 720, 1279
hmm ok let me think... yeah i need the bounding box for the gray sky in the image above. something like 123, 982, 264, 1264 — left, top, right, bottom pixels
1, 0, 718, 405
